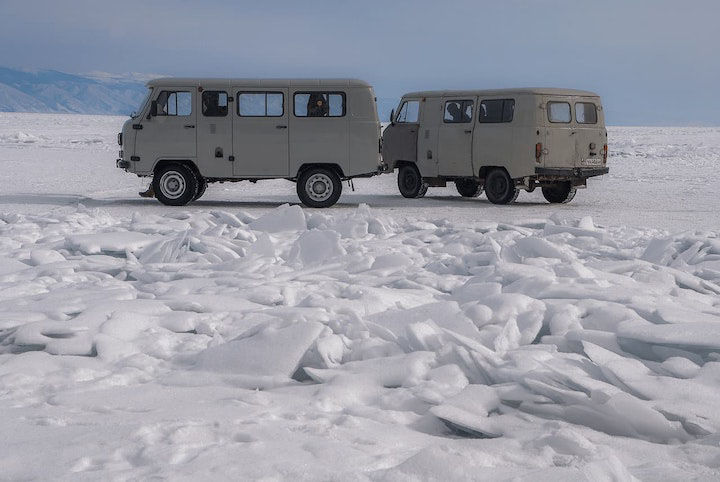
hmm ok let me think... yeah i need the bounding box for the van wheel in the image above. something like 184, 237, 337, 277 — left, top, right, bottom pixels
455, 179, 483, 198
398, 165, 428, 198
484, 168, 519, 204
542, 182, 576, 204
193, 176, 207, 201
153, 163, 198, 206
297, 167, 342, 208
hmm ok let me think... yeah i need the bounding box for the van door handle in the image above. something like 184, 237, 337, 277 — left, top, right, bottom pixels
276, 125, 287, 129
184, 124, 195, 129
464, 130, 472, 134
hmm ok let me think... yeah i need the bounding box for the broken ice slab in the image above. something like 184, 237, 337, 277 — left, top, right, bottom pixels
195, 321, 325, 377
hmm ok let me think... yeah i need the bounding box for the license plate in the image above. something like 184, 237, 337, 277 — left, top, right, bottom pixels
582, 158, 602, 166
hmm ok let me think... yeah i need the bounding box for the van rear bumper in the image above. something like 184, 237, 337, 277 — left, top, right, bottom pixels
535, 167, 609, 179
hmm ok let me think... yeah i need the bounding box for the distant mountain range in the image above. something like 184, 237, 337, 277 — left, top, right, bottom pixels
0, 66, 399, 119
0, 67, 151, 116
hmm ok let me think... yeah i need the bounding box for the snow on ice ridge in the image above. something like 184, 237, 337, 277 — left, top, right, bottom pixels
1, 203, 720, 478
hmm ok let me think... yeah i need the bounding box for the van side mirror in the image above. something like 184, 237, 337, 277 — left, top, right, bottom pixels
147, 100, 158, 119
389, 109, 395, 126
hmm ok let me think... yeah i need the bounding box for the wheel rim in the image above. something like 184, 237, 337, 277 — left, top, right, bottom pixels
402, 171, 417, 191
305, 173, 333, 202
490, 175, 507, 197
159, 171, 186, 200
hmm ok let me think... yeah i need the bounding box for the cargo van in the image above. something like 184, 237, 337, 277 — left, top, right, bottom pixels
381, 88, 608, 204
117, 78, 383, 207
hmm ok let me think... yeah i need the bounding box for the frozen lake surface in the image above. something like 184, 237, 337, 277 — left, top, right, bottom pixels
1, 113, 719, 231
0, 113, 719, 480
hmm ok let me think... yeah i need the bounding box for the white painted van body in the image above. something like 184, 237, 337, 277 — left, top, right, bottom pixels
381, 88, 608, 204
117, 78, 382, 207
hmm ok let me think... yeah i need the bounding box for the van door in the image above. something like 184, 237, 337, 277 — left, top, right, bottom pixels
438, 98, 475, 177
381, 99, 420, 166
473, 98, 515, 176
289, 91, 350, 175
572, 97, 605, 168
233, 89, 289, 177
543, 96, 577, 169
196, 89, 233, 178
137, 89, 196, 169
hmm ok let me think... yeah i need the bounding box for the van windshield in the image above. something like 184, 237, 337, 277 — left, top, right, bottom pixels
131, 88, 153, 119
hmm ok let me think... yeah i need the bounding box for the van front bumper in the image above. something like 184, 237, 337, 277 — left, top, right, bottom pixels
535, 167, 609, 180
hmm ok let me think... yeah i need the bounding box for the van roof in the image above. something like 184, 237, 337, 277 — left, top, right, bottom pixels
402, 88, 599, 98
146, 78, 372, 88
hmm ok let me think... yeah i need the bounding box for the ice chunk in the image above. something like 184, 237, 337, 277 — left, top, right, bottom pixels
287, 230, 346, 266
512, 237, 573, 261
0, 256, 29, 275
430, 384, 502, 437
248, 204, 306, 232
67, 232, 158, 254
247, 232, 276, 258
195, 321, 325, 377
618, 321, 720, 351
28, 250, 65, 265
371, 253, 413, 270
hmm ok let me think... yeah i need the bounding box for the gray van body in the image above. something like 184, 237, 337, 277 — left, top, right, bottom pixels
382, 88, 608, 202
117, 78, 382, 206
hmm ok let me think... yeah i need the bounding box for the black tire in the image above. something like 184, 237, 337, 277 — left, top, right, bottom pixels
297, 167, 342, 208
542, 182, 576, 204
193, 176, 207, 201
398, 165, 428, 198
484, 168, 519, 205
455, 179, 483, 198
153, 163, 198, 206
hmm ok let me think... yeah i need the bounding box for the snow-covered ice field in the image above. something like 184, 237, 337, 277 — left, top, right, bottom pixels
1, 112, 720, 480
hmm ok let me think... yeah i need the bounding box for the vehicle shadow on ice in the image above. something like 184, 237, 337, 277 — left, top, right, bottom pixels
0, 193, 552, 210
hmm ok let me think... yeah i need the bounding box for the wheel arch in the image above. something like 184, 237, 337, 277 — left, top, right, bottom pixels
394, 160, 420, 172
296, 163, 345, 180
153, 159, 203, 179
478, 165, 509, 180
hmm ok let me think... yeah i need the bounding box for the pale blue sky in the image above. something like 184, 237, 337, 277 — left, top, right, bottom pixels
2, 0, 719, 125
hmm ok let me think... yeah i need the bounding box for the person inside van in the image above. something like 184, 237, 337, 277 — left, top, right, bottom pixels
203, 94, 219, 116
307, 93, 329, 117
446, 102, 469, 123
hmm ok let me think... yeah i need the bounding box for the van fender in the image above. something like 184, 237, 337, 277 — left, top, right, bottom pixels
295, 163, 345, 181
153, 159, 203, 180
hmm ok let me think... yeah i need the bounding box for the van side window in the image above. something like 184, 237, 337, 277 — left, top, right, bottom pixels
547, 102, 571, 123
202, 91, 228, 117
443, 100, 473, 123
575, 102, 598, 124
156, 91, 192, 116
238, 92, 284, 117
479, 99, 514, 123
396, 100, 419, 123
294, 92, 346, 117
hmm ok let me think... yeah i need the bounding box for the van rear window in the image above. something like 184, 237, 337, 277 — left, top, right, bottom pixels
294, 92, 345, 117
479, 99, 514, 123
238, 92, 284, 117
443, 100, 473, 123
575, 102, 598, 124
547, 102, 571, 123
